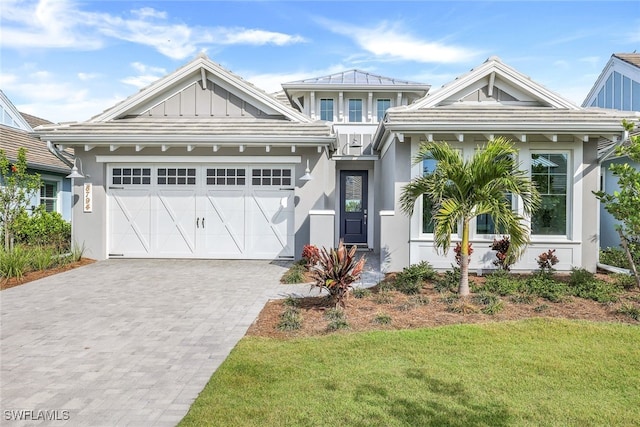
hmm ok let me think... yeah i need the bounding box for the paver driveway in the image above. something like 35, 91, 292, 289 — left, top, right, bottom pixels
0, 259, 305, 426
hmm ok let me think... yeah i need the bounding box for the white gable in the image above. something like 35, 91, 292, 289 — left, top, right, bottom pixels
91, 54, 311, 123
0, 91, 32, 131
407, 56, 579, 110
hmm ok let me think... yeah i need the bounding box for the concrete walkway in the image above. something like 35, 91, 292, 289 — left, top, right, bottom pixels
0, 256, 382, 426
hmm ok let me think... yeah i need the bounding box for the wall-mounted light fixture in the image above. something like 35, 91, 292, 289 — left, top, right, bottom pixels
66, 158, 88, 179
349, 137, 362, 148
299, 159, 313, 181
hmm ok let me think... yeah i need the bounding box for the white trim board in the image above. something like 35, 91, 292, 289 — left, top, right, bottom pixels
95, 156, 302, 163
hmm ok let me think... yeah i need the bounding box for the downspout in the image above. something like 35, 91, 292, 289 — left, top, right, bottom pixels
46, 141, 74, 168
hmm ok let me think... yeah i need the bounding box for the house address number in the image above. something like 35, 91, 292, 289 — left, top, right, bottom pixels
83, 183, 93, 213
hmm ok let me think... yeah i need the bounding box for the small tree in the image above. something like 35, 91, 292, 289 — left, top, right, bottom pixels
400, 138, 540, 296
0, 148, 41, 251
594, 119, 640, 289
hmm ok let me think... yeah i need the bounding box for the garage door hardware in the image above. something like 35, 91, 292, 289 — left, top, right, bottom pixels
196, 217, 206, 228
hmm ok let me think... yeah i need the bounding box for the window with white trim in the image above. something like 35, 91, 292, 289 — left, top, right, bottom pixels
531, 153, 569, 235
422, 158, 437, 233
320, 99, 334, 121
348, 99, 363, 122
376, 99, 391, 121
40, 181, 58, 212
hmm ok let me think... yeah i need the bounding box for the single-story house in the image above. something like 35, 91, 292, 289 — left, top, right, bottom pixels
0, 90, 72, 221
581, 53, 640, 250
36, 55, 634, 272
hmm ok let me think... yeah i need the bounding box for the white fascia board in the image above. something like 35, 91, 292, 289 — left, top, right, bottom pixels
96, 155, 302, 163
281, 83, 430, 94
381, 122, 626, 133
37, 134, 336, 144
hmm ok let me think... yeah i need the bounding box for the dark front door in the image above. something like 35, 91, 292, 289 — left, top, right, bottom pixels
340, 170, 368, 244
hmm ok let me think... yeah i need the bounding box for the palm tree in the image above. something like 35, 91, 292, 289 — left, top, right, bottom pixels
400, 138, 540, 296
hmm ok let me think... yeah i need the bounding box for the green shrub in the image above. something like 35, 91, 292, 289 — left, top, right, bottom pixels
612, 273, 637, 290
482, 270, 520, 296
510, 294, 535, 304
567, 268, 621, 303
600, 245, 640, 270
325, 308, 349, 331
617, 303, 640, 321
534, 304, 550, 312
13, 205, 71, 250
373, 313, 392, 325
352, 287, 371, 299
472, 291, 499, 306
393, 261, 436, 295
0, 246, 31, 280
435, 267, 460, 293
277, 307, 302, 331
281, 264, 307, 284
28, 246, 58, 271
523, 274, 568, 302
482, 299, 505, 315
283, 296, 300, 307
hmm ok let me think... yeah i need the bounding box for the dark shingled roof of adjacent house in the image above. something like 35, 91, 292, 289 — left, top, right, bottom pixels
0, 123, 70, 173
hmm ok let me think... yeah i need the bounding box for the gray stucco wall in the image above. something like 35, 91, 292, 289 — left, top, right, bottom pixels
600, 156, 640, 249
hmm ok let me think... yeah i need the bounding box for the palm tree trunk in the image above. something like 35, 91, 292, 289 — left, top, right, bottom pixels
459, 220, 470, 296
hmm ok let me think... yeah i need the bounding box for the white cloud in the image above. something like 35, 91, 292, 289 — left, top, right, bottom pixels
1, 1, 306, 60
121, 62, 167, 89
77, 72, 101, 81
318, 18, 478, 64
221, 29, 305, 46
3, 66, 122, 122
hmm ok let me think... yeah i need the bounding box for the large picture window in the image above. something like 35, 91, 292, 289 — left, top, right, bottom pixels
348, 99, 363, 122
531, 153, 568, 235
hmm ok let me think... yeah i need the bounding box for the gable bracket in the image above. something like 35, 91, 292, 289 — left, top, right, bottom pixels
544, 134, 558, 142
488, 72, 496, 97
201, 68, 207, 90
483, 133, 494, 142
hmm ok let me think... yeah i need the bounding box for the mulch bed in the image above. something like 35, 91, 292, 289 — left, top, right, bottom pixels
248, 273, 640, 339
1, 258, 96, 291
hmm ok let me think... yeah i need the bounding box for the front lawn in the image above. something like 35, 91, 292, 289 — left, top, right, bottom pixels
179, 319, 640, 426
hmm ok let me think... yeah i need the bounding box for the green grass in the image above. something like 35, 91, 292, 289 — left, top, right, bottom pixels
179, 319, 640, 426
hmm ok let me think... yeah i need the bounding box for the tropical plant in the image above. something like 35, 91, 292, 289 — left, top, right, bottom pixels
309, 241, 366, 308
536, 249, 559, 273
301, 244, 320, 266
13, 205, 71, 250
0, 148, 42, 251
491, 236, 512, 270
594, 119, 640, 288
400, 138, 540, 296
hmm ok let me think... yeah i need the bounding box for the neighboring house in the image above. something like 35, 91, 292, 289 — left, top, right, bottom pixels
0, 90, 72, 221
582, 53, 640, 250
36, 55, 633, 273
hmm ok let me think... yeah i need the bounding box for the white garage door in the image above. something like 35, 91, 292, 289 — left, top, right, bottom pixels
108, 164, 295, 259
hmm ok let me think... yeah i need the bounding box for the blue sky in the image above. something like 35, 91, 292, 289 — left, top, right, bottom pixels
1, 0, 639, 123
